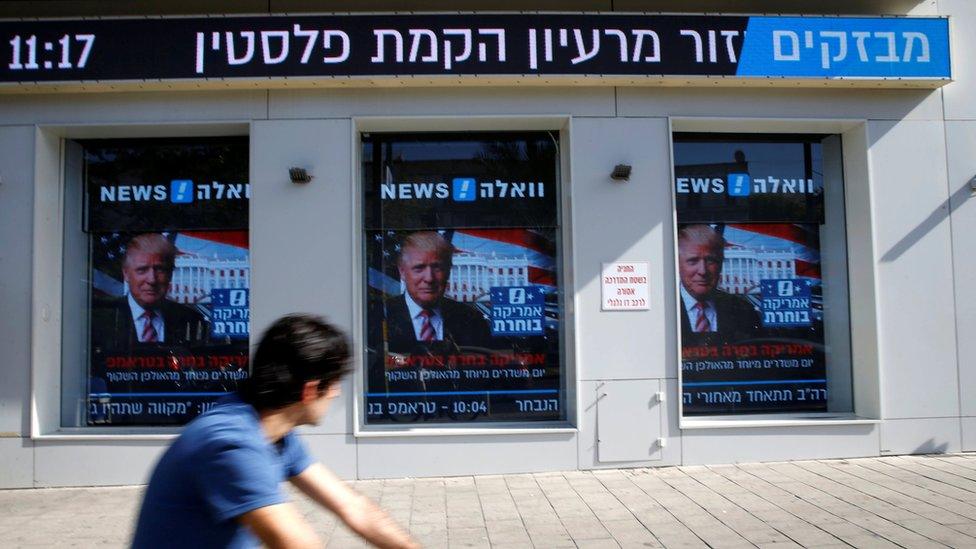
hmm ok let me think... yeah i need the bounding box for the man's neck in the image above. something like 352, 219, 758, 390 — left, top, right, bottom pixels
679, 284, 713, 310
403, 291, 440, 315
127, 293, 151, 316
257, 407, 300, 443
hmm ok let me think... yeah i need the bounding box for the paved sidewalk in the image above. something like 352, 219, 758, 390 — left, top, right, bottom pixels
4, 454, 976, 548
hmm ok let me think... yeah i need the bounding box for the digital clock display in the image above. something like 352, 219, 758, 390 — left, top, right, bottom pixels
8, 34, 95, 71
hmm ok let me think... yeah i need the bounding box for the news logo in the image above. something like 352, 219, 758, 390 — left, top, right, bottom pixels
452, 178, 477, 201
507, 287, 526, 304
170, 180, 194, 203
381, 179, 545, 201
727, 173, 751, 196
777, 280, 795, 297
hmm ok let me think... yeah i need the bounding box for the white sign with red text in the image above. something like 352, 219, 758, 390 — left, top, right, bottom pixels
601, 262, 649, 311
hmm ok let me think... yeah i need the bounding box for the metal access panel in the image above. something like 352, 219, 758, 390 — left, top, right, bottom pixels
596, 379, 663, 462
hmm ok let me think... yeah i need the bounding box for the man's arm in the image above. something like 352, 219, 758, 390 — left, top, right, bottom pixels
238, 503, 320, 549
290, 462, 419, 549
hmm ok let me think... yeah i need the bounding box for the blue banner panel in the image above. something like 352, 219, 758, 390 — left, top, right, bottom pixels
490, 286, 547, 336
211, 289, 250, 339
761, 279, 813, 328
737, 17, 950, 79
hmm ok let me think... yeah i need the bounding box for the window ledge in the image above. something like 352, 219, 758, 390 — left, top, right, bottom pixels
355, 424, 577, 438
32, 428, 181, 441
680, 414, 879, 430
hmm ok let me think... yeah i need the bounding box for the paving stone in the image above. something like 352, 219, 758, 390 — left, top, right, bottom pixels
446, 526, 489, 548
835, 535, 904, 548
949, 521, 976, 536
774, 526, 844, 547
590, 506, 637, 522
519, 513, 563, 528
562, 516, 613, 540
412, 531, 448, 548
481, 508, 521, 522
485, 519, 531, 545
601, 518, 662, 547
852, 514, 947, 547
681, 525, 753, 549
633, 508, 683, 527
410, 511, 448, 526
446, 514, 485, 529
575, 538, 622, 548
524, 523, 575, 546
897, 517, 976, 547
813, 521, 878, 538
645, 525, 709, 549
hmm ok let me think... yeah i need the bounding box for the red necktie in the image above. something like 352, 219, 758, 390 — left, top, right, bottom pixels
418, 309, 435, 342
141, 310, 158, 342
694, 302, 711, 333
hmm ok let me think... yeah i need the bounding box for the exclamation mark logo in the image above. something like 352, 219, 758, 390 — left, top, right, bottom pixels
452, 177, 477, 201
170, 180, 194, 203
727, 173, 751, 196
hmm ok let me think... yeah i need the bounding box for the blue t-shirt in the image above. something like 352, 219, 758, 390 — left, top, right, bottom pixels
132, 394, 313, 548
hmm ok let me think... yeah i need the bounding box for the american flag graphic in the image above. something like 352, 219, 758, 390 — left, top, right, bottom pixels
710, 223, 823, 318
450, 229, 557, 288
722, 223, 822, 282
367, 228, 558, 298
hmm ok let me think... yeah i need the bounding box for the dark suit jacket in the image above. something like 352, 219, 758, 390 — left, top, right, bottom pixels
91, 296, 208, 353
680, 289, 760, 344
382, 294, 493, 354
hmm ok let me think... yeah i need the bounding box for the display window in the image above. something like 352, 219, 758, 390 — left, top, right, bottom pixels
67, 137, 250, 426
361, 132, 565, 425
673, 134, 850, 416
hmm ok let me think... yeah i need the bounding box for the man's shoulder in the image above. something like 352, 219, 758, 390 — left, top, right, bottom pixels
713, 291, 759, 320
385, 294, 409, 311
714, 290, 751, 305
93, 295, 129, 312
440, 298, 492, 345
441, 297, 481, 317
90, 296, 130, 331
381, 295, 411, 324
177, 399, 262, 448
161, 299, 205, 322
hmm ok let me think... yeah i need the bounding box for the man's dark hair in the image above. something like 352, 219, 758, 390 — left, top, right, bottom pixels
240, 314, 351, 411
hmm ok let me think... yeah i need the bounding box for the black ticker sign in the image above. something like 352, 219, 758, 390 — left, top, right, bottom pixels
0, 13, 951, 85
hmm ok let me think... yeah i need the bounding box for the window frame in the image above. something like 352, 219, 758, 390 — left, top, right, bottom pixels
351, 116, 579, 437
668, 117, 882, 429
30, 122, 250, 439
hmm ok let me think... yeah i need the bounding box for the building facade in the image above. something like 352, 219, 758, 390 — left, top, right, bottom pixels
0, 0, 974, 488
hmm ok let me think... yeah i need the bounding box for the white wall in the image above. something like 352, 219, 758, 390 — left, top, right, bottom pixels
940, 0, 976, 452
866, 120, 956, 426
0, 125, 36, 487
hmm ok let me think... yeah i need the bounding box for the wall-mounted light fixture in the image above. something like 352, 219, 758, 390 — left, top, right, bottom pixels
610, 164, 632, 182
970, 175, 976, 196
289, 167, 313, 184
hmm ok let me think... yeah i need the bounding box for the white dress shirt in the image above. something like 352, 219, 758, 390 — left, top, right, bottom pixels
679, 285, 717, 333
127, 293, 166, 342
403, 292, 444, 341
